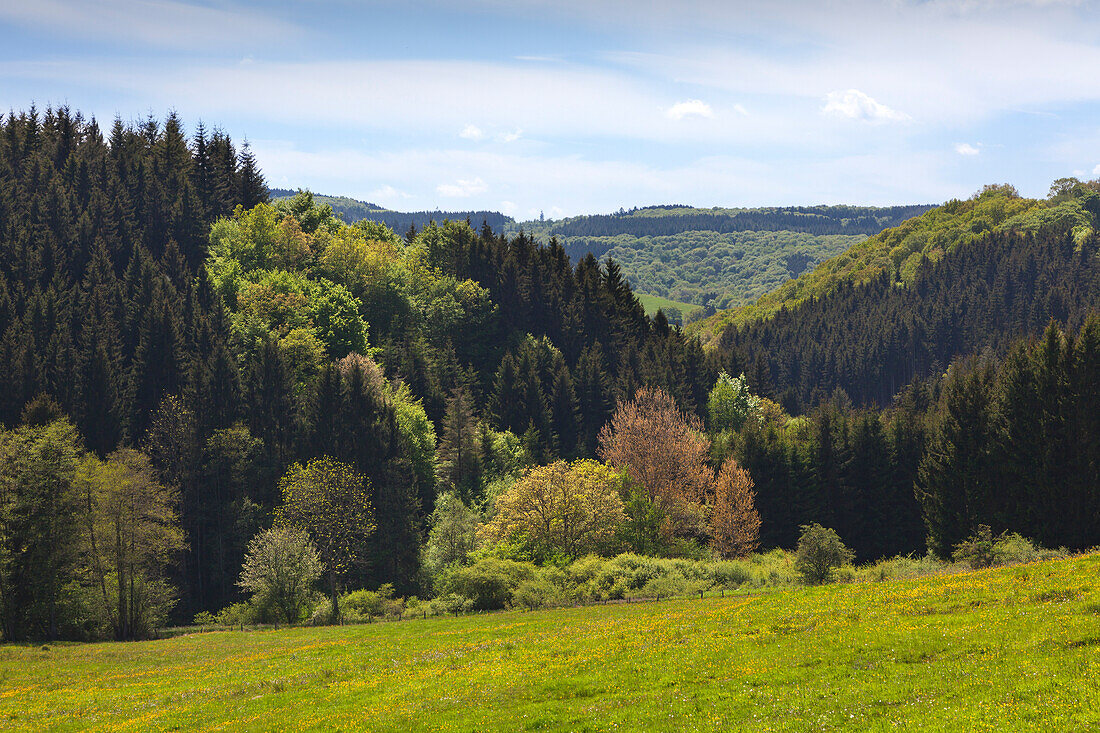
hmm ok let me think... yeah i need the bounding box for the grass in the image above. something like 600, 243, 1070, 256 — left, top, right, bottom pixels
634, 292, 701, 319
2, 553, 1098, 731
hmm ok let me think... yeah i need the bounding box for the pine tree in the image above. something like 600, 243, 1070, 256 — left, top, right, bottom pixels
237, 141, 269, 209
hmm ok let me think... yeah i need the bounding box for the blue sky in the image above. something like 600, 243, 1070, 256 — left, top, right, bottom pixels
3, 0, 1100, 218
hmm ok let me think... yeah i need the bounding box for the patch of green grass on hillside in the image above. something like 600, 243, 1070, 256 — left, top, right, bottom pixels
634, 292, 702, 319
2, 553, 1098, 731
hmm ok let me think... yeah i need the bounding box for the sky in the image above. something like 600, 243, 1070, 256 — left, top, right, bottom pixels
2, 0, 1100, 219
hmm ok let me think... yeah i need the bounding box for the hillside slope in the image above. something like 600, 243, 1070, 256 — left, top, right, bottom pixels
3, 553, 1097, 731
692, 184, 1099, 344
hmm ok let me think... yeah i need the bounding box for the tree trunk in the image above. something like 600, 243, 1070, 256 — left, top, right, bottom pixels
329, 571, 339, 625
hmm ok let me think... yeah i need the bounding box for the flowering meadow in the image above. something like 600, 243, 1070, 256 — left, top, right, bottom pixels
2, 552, 1098, 731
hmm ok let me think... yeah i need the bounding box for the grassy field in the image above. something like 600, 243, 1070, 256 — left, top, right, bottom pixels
2, 553, 1098, 731
634, 292, 702, 319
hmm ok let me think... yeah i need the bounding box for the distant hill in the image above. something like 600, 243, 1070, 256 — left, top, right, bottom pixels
509, 204, 934, 311
269, 188, 514, 234
529, 204, 933, 238
689, 184, 1099, 344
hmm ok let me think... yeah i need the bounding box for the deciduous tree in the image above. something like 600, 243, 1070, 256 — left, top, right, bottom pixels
709, 460, 761, 558
276, 457, 374, 623
238, 526, 322, 624
598, 386, 711, 542
483, 460, 626, 562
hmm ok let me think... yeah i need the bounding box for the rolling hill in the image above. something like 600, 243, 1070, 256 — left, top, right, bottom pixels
690, 183, 1100, 344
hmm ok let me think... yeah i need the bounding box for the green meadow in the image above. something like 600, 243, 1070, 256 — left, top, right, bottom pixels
634, 292, 702, 319
2, 553, 1098, 732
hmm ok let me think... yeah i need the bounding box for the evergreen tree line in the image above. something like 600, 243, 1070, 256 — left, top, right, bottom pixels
722, 319, 1099, 563
717, 228, 1100, 411
0, 109, 268, 623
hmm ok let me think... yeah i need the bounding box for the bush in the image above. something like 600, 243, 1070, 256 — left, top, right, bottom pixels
437, 558, 536, 610
308, 598, 333, 626
217, 601, 261, 627
426, 593, 474, 616
193, 611, 217, 627
513, 578, 567, 610
953, 525, 996, 569
795, 524, 855, 584
340, 585, 404, 621
857, 554, 949, 582
953, 526, 1046, 569
991, 532, 1040, 566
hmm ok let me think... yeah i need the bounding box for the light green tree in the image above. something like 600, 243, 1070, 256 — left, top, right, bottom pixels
706, 372, 761, 433
482, 460, 627, 562
238, 526, 322, 624
794, 523, 854, 584
276, 457, 375, 623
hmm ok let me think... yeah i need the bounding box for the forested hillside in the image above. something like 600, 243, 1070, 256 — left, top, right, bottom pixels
693, 183, 1099, 341
0, 110, 1096, 643
513, 204, 933, 312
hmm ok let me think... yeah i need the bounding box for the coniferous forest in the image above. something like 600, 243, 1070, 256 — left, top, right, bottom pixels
0, 109, 1097, 641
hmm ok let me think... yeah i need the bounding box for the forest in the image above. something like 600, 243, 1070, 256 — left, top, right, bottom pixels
547, 229, 862, 312
0, 109, 1097, 641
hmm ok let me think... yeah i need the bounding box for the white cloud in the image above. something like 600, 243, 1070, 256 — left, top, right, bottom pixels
666, 99, 714, 120
733, 103, 749, 116
436, 177, 488, 197
368, 184, 411, 203
499, 200, 518, 215
459, 124, 485, 141
822, 90, 909, 123
955, 142, 981, 156
498, 129, 523, 143
1093, 163, 1100, 176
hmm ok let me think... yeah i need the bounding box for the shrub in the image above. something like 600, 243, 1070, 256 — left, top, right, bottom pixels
340, 585, 404, 621
514, 578, 567, 610
707, 561, 754, 588
954, 526, 1045, 569
217, 601, 261, 627
437, 558, 536, 610
795, 524, 855, 584
193, 611, 217, 627
953, 525, 996, 569
991, 532, 1040, 566
426, 593, 474, 616
238, 526, 323, 624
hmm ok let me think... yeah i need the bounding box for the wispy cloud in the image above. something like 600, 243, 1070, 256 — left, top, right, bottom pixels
459, 124, 485, 141
955, 142, 981, 156
822, 90, 909, 123
437, 177, 489, 197
666, 99, 714, 120
368, 184, 411, 203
